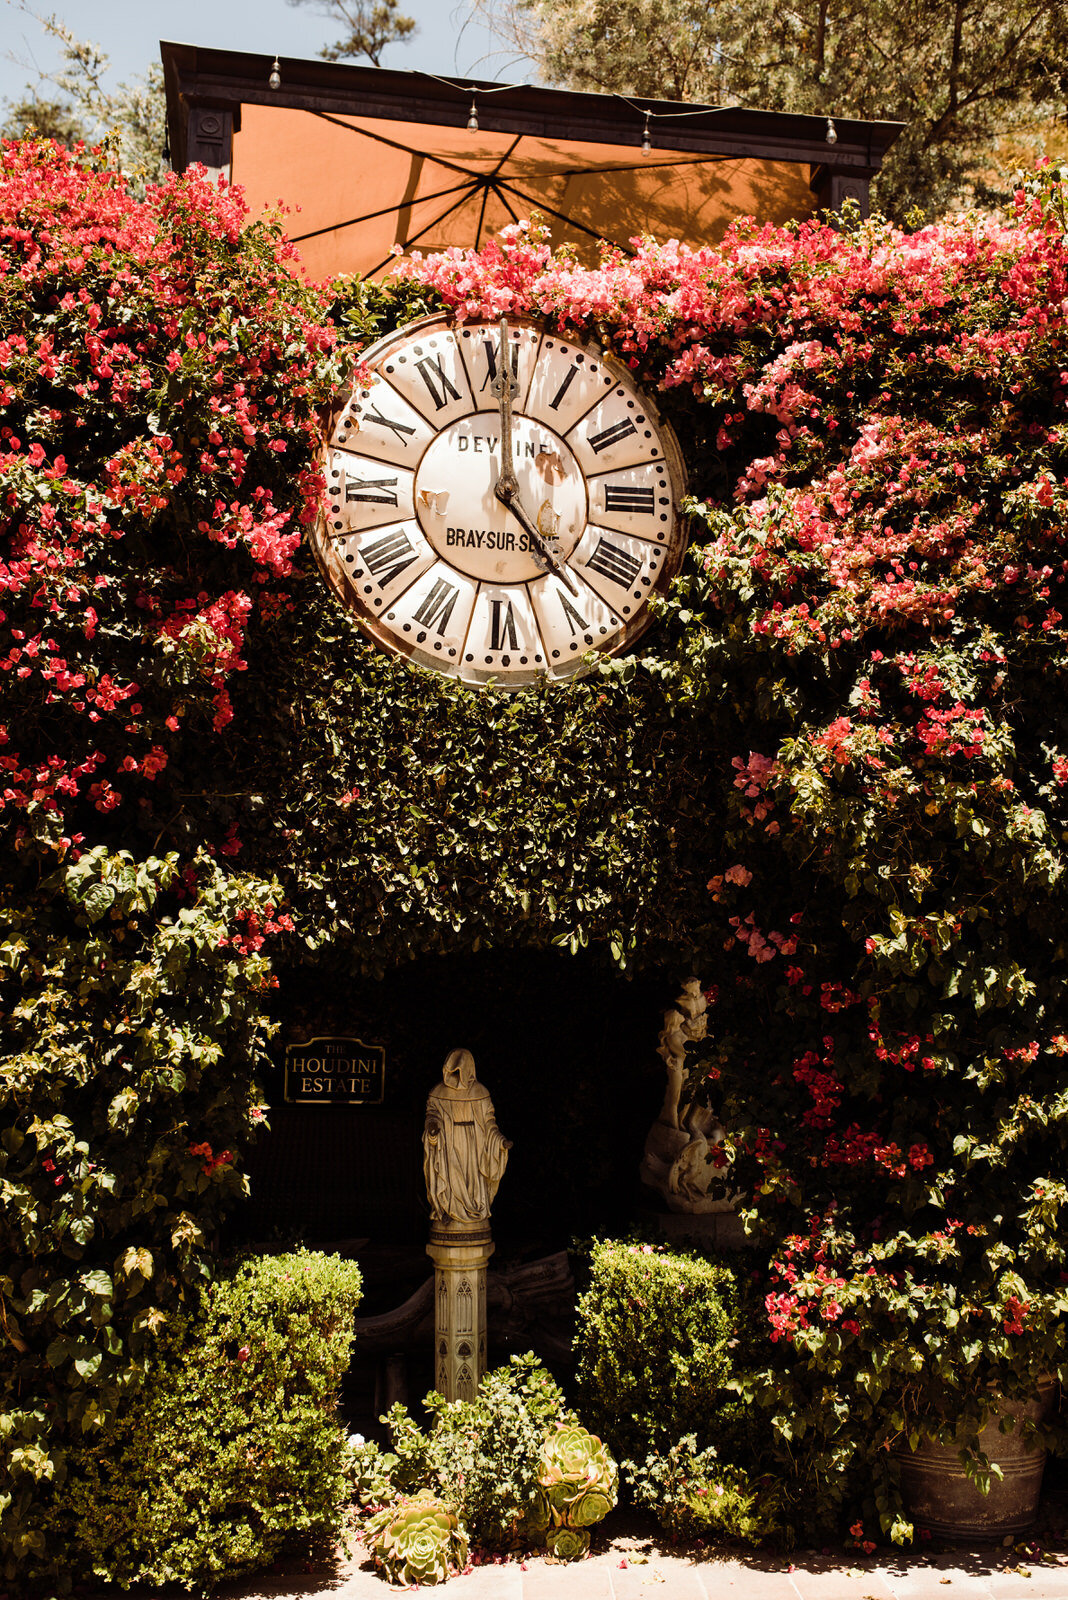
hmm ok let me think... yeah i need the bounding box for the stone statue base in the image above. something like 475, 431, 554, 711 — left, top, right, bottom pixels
639, 1114, 736, 1214
427, 1218, 493, 1402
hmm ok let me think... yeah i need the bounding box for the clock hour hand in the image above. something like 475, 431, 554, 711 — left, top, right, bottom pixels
495, 478, 579, 596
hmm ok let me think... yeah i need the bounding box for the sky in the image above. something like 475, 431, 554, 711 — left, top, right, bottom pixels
0, 0, 539, 112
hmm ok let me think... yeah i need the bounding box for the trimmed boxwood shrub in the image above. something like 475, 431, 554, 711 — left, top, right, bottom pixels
574, 1240, 749, 1462
50, 1251, 363, 1592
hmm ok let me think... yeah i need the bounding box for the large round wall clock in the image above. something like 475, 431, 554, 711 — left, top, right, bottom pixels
313, 313, 688, 687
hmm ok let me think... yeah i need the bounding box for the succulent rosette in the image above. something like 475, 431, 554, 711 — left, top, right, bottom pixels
367, 1491, 469, 1586
537, 1423, 618, 1539
548, 1525, 591, 1561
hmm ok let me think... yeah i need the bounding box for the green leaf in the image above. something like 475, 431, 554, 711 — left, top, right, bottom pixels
82, 883, 116, 923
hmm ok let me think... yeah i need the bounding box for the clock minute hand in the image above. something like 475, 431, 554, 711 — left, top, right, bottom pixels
489, 317, 579, 598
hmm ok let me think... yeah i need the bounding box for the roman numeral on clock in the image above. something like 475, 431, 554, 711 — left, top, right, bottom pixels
588, 417, 638, 454
604, 484, 655, 514
345, 475, 398, 505
361, 528, 419, 588
560, 594, 590, 635
363, 405, 417, 445
479, 339, 519, 391
415, 355, 462, 411
548, 363, 579, 411
413, 577, 460, 634
489, 598, 519, 652
586, 536, 643, 588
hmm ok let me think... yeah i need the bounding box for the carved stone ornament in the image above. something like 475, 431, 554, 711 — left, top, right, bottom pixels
639, 979, 737, 1214
423, 1048, 511, 1223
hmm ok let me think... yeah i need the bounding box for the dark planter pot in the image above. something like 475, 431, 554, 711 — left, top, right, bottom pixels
896, 1381, 1057, 1542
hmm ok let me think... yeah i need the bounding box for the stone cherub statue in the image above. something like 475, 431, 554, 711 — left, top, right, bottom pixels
640, 979, 732, 1214
423, 1049, 512, 1223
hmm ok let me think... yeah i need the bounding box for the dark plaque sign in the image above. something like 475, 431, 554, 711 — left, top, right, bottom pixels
284, 1036, 385, 1104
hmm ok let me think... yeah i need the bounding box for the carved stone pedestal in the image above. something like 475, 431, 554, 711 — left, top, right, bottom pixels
427, 1218, 493, 1401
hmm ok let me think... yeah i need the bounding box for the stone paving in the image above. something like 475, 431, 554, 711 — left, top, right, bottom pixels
89, 1525, 1068, 1600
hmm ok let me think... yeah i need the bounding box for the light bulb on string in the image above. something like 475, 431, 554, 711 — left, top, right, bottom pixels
640, 111, 652, 157
467, 97, 479, 131
268, 56, 282, 91
825, 117, 837, 145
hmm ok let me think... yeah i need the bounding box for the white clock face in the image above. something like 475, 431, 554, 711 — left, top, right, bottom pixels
313, 314, 688, 686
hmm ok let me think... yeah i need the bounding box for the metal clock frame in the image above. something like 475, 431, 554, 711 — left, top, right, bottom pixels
312, 311, 689, 687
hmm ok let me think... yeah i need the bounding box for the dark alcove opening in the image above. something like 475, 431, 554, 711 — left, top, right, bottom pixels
235, 946, 667, 1259
229, 948, 670, 1421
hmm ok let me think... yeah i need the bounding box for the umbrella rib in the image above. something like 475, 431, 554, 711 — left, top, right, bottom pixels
486, 134, 523, 180
495, 179, 630, 251
490, 182, 520, 225
289, 179, 478, 243
516, 154, 732, 178
307, 111, 727, 182
364, 188, 479, 278
308, 109, 477, 180
474, 180, 491, 250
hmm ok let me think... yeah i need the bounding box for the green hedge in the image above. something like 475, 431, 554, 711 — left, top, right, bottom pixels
50, 1251, 362, 1592
574, 1240, 749, 1462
